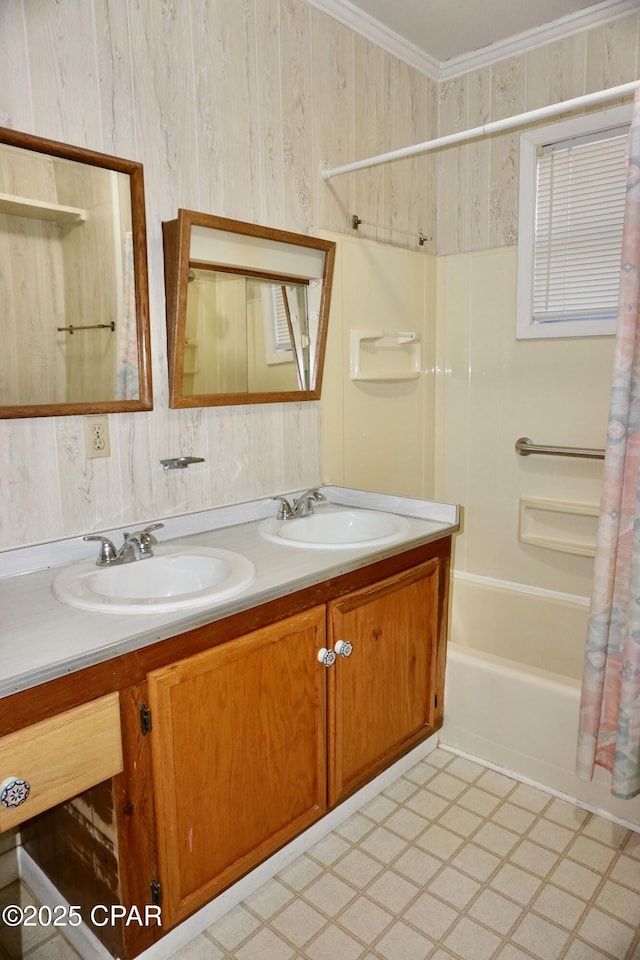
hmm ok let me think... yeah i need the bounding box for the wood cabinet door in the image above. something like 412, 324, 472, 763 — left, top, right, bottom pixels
147, 606, 327, 927
327, 560, 440, 805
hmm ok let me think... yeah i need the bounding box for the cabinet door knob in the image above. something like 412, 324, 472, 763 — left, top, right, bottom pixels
317, 648, 336, 667
334, 640, 353, 658
0, 777, 30, 808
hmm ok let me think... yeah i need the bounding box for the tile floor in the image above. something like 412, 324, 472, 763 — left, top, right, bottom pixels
2, 747, 640, 960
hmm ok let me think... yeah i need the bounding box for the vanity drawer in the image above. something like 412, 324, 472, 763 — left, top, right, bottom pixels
0, 693, 123, 831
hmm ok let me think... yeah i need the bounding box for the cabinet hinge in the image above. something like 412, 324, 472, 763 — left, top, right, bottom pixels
150, 878, 162, 906
140, 703, 152, 735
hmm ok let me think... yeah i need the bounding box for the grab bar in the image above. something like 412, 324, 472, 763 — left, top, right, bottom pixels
515, 437, 605, 460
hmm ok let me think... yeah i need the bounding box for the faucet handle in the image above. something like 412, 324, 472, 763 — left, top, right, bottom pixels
83, 535, 117, 566
296, 488, 326, 504
140, 522, 164, 542
127, 522, 164, 557
272, 496, 294, 520
292, 488, 327, 517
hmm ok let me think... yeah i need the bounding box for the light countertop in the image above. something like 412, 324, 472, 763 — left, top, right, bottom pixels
0, 486, 458, 699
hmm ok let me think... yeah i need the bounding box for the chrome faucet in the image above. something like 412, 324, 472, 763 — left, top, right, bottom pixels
272, 496, 295, 520
117, 534, 143, 564
84, 523, 164, 566
271, 489, 326, 520
292, 488, 327, 517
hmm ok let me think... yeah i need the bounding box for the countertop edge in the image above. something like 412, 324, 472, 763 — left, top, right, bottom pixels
0, 488, 459, 701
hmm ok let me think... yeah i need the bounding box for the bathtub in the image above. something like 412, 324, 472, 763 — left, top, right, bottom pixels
441, 573, 640, 826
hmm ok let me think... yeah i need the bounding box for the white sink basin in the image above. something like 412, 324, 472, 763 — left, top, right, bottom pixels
53, 545, 256, 614
259, 507, 412, 549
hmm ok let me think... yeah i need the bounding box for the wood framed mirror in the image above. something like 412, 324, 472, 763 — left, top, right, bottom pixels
0, 127, 152, 418
162, 211, 335, 407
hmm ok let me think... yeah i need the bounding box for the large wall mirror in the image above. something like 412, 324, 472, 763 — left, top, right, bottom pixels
0, 127, 152, 418
162, 210, 335, 406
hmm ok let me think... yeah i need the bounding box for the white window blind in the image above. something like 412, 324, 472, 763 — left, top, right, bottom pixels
533, 126, 628, 326
271, 285, 293, 352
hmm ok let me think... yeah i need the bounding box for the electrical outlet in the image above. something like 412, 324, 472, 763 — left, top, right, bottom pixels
85, 416, 111, 459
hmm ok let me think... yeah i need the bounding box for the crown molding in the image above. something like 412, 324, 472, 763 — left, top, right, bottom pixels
304, 0, 442, 79
438, 0, 640, 80
305, 0, 639, 82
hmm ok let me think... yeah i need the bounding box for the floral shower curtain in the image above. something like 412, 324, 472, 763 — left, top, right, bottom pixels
576, 90, 640, 800
114, 231, 139, 400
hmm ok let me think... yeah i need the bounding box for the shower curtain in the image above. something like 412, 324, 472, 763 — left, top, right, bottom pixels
576, 90, 640, 800
114, 231, 139, 400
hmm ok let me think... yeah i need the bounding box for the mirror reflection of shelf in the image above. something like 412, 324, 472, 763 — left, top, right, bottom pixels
0, 124, 153, 418
350, 328, 421, 381
0, 192, 87, 224
183, 340, 199, 376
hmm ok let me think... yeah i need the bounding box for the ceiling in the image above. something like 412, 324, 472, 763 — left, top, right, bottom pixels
343, 0, 609, 61
305, 0, 637, 78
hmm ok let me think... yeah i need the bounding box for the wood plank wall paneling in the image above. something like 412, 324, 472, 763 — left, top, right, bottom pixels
435, 12, 640, 254
0, 0, 437, 551
466, 67, 491, 252
488, 58, 525, 250
353, 37, 385, 240
254, 1, 286, 228
310, 7, 356, 233
281, 0, 314, 233
0, 2, 639, 550
383, 59, 430, 250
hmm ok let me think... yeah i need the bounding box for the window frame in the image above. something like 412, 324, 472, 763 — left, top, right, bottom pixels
516, 103, 632, 341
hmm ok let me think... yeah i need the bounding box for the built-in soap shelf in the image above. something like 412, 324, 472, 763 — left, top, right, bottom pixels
518, 497, 599, 557
350, 328, 421, 381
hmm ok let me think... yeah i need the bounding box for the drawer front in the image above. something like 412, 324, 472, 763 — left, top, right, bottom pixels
0, 693, 123, 831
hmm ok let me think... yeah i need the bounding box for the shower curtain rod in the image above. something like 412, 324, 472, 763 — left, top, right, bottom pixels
321, 79, 640, 181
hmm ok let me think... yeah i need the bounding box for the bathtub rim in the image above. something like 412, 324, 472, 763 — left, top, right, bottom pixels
443, 643, 640, 829
446, 638, 583, 689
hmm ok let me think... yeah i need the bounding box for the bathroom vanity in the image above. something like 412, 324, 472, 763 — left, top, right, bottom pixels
0, 488, 457, 959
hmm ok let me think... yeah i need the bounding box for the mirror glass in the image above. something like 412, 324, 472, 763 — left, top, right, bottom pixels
163, 211, 335, 406
0, 128, 152, 418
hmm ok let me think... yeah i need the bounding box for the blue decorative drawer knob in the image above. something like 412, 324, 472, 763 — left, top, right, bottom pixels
0, 777, 30, 808
317, 647, 337, 668
335, 640, 353, 658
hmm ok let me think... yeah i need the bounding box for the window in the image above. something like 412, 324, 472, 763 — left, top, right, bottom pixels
271, 285, 294, 355
516, 104, 632, 339
260, 283, 295, 365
